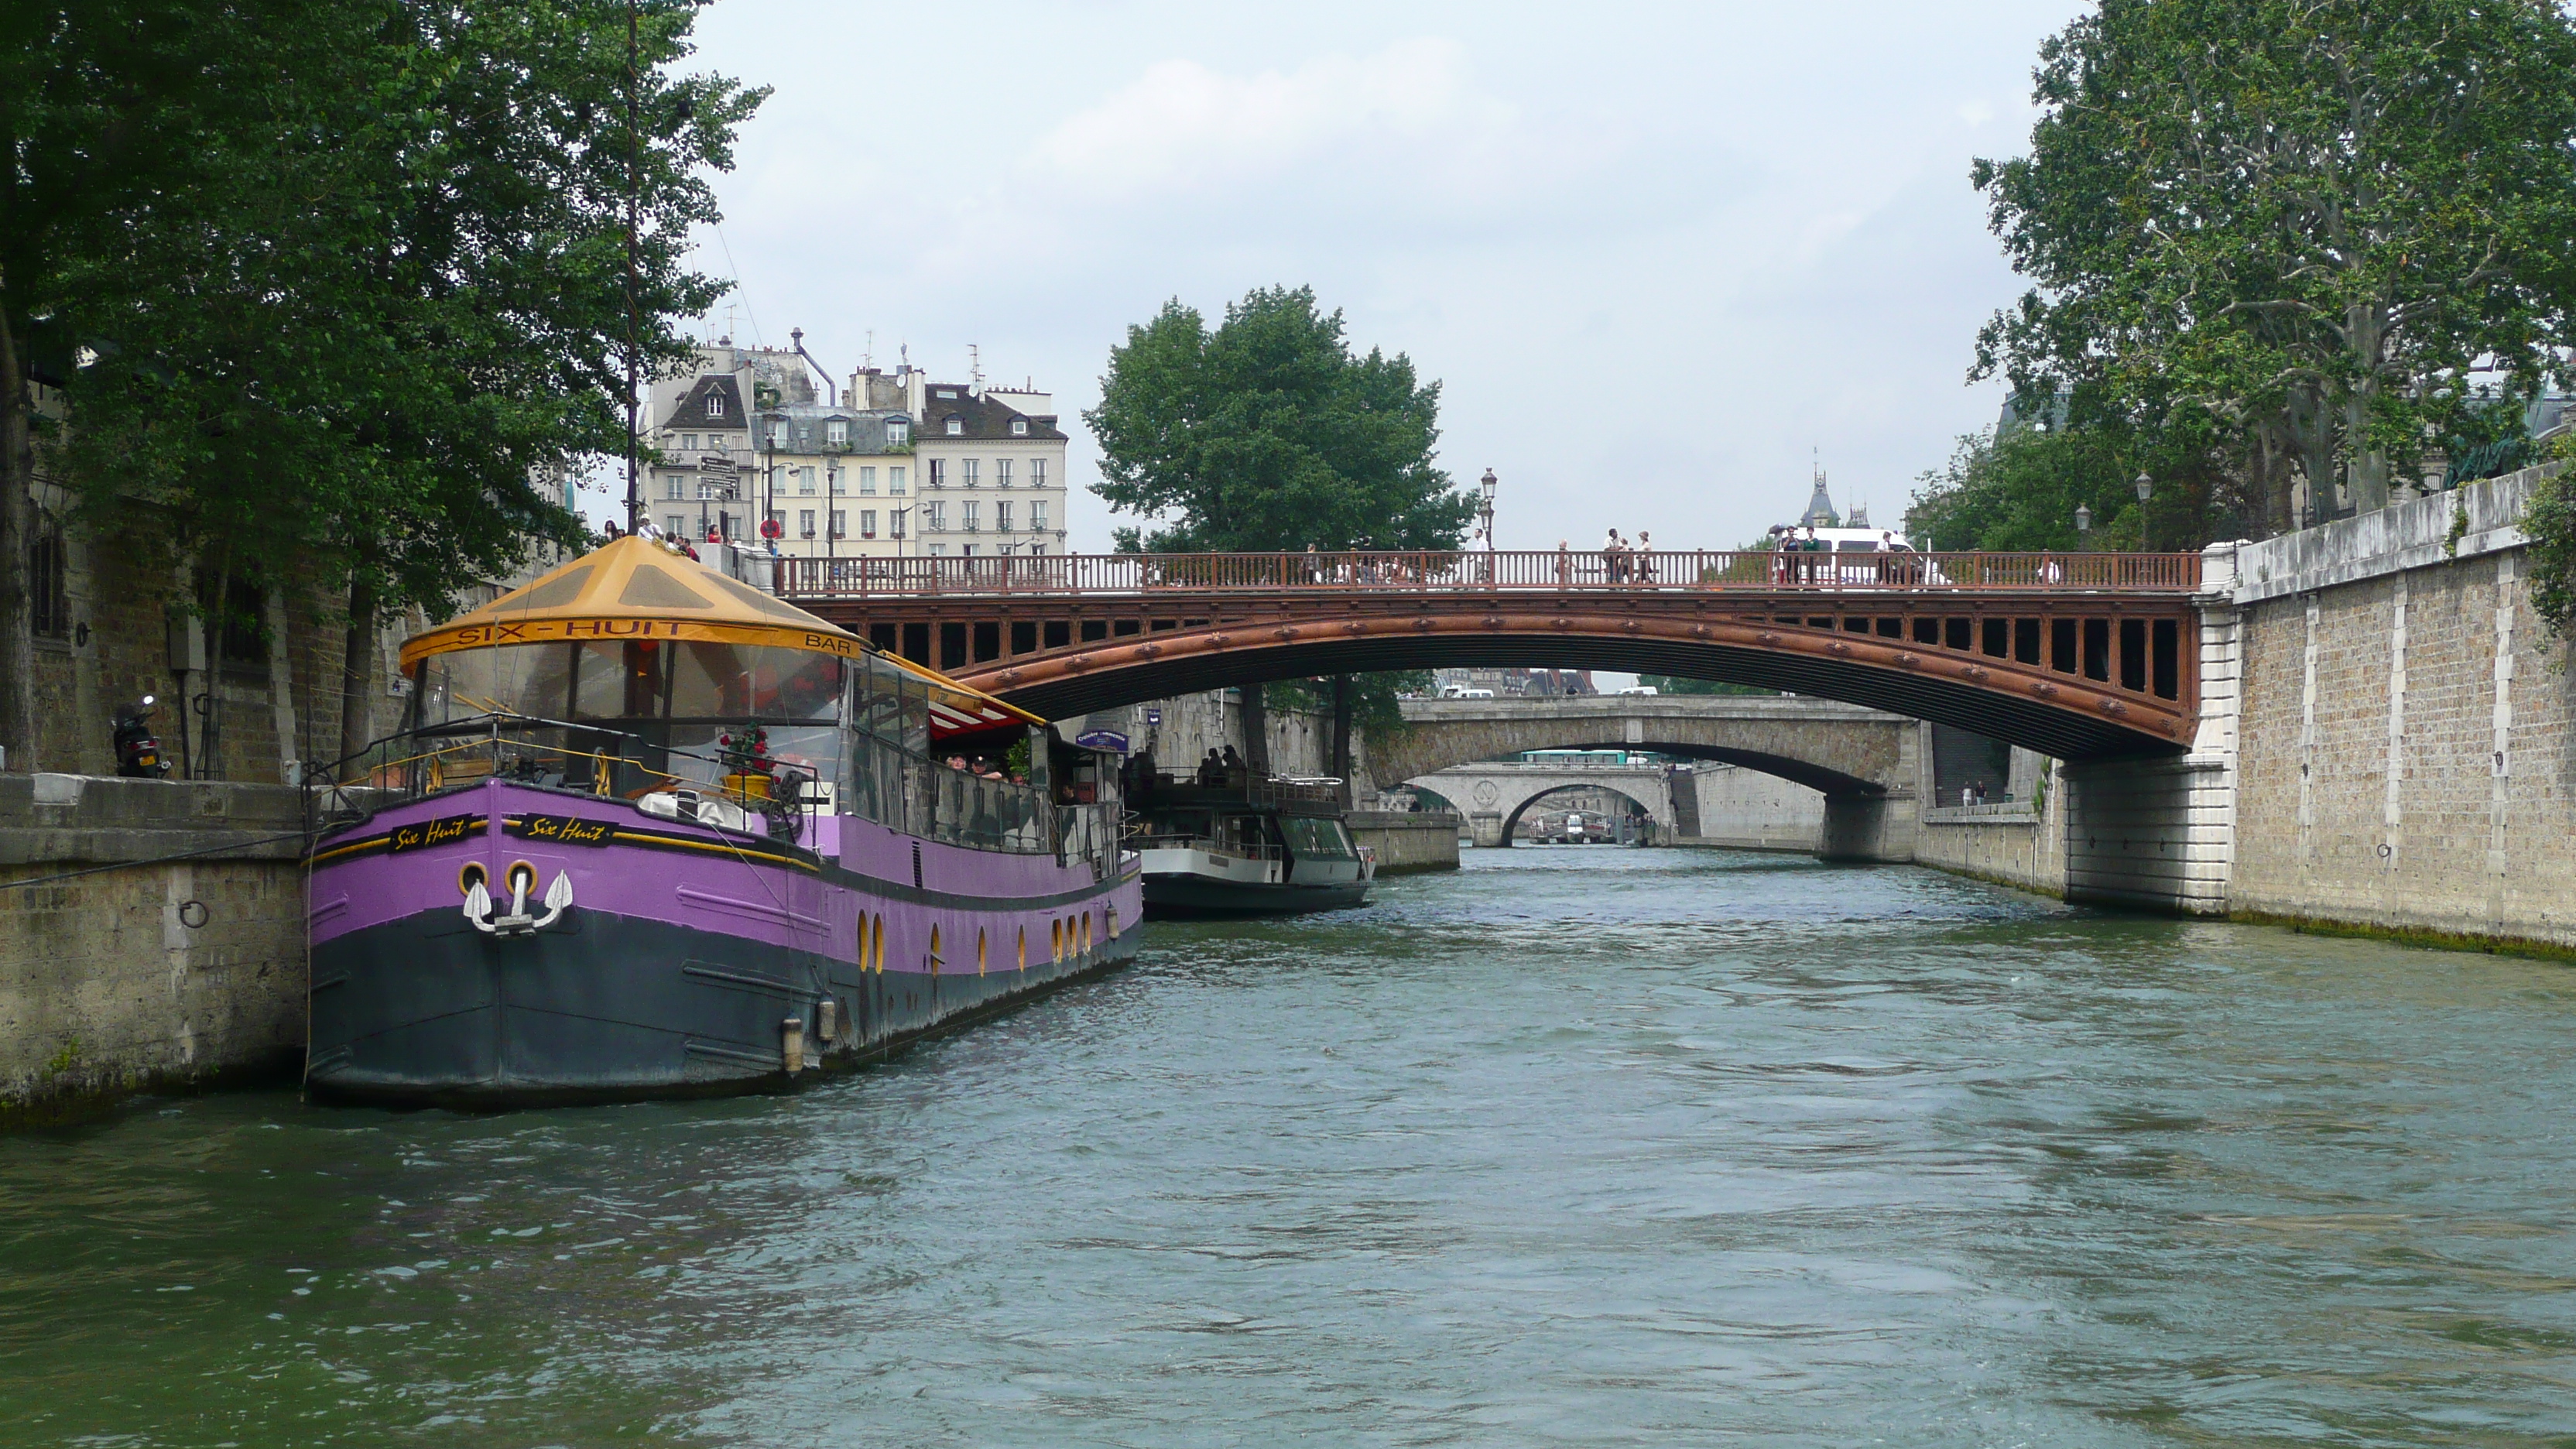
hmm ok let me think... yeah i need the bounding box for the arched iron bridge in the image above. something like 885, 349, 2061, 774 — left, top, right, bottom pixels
779, 548, 2207, 761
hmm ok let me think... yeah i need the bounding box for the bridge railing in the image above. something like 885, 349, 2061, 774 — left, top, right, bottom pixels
772, 549, 2201, 598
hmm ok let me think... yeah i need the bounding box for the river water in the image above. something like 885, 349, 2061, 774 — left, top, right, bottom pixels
6, 848, 2576, 1447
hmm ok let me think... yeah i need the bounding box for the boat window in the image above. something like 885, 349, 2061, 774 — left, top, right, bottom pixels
1279, 816, 1355, 861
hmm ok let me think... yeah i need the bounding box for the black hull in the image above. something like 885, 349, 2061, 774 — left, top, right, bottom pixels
1141, 874, 1372, 919
307, 908, 1140, 1110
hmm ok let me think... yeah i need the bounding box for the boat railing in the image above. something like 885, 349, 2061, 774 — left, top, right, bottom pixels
1129, 829, 1283, 862
313, 714, 825, 838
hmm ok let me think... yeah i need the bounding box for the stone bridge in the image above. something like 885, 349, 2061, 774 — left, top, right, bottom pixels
1407, 760, 1678, 848
1381, 696, 1918, 860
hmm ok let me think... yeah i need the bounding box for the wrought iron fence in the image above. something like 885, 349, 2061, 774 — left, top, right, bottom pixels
772, 548, 2202, 598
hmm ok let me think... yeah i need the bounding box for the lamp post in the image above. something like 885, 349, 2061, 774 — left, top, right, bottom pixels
1478, 468, 1499, 583
2074, 502, 2093, 546
2132, 471, 2154, 552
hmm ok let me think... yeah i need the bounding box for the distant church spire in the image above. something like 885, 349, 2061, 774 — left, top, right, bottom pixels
1801, 451, 1838, 528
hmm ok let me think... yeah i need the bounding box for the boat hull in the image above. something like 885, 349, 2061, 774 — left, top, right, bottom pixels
1141, 873, 1372, 918
306, 780, 1141, 1108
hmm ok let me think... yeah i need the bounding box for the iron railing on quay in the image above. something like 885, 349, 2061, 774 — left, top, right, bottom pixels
772, 549, 2203, 598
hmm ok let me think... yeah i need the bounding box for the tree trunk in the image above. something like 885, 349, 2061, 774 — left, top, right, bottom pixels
0, 310, 35, 772
1330, 673, 1352, 810
337, 570, 375, 779
1238, 683, 1270, 781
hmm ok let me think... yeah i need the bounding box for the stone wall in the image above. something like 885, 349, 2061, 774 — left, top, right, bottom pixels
1347, 810, 1461, 875
1678, 763, 1823, 850
1064, 690, 1375, 797
2228, 464, 2576, 947
0, 776, 310, 1122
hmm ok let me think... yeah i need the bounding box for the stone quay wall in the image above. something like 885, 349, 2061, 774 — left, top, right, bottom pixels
0, 776, 311, 1122
1348, 811, 1462, 875
1899, 462, 2576, 953
2228, 464, 2576, 948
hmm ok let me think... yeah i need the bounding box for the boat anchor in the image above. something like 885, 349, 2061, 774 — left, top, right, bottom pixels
465, 865, 574, 937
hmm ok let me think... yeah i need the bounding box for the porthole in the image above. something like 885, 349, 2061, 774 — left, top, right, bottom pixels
457, 861, 488, 897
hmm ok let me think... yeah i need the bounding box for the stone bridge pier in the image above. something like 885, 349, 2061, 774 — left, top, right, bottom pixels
1385, 697, 1920, 862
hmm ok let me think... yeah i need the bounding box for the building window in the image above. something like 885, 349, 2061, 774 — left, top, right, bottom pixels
995, 458, 1012, 488
799, 509, 816, 538
1031, 458, 1047, 488
927, 459, 945, 488
682, 433, 698, 451
1011, 418, 1029, 437
861, 509, 877, 538
827, 466, 843, 495
827, 419, 848, 446
798, 468, 814, 495
963, 501, 980, 532
891, 509, 907, 540
830, 509, 847, 539
926, 501, 946, 531
887, 418, 909, 445
29, 511, 67, 641
1029, 543, 1043, 557
859, 466, 877, 495
664, 477, 683, 500
666, 515, 684, 537
963, 459, 980, 488
945, 416, 962, 436
889, 466, 906, 494
697, 478, 721, 500
1029, 500, 1048, 530
995, 501, 1012, 533
706, 392, 725, 418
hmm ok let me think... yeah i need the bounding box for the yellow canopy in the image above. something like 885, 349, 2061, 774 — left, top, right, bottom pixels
397, 536, 1042, 732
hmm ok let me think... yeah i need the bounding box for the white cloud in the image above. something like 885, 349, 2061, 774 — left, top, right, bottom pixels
1029, 39, 1495, 200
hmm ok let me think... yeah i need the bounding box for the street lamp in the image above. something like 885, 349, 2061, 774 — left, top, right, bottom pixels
2074, 502, 2093, 543
2133, 471, 2154, 553
1478, 468, 1499, 583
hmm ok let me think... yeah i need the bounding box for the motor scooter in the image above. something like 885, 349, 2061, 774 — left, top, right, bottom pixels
113, 696, 173, 779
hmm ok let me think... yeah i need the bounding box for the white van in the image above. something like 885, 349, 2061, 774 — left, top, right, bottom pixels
1765, 526, 1946, 586
1617, 686, 1660, 697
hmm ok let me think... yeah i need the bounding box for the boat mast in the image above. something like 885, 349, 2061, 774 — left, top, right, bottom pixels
622, 0, 642, 532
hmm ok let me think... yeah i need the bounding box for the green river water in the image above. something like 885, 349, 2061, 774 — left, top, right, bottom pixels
5, 847, 2575, 1447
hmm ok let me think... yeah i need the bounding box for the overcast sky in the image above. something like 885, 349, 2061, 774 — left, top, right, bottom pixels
612, 0, 2082, 553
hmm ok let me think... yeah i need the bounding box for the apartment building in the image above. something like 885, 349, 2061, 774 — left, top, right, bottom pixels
849, 368, 1070, 557
644, 341, 1070, 560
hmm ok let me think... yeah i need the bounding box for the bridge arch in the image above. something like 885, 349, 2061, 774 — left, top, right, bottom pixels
1495, 779, 1660, 848
950, 624, 2185, 762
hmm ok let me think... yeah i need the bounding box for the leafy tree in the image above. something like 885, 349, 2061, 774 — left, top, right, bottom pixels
1907, 394, 2246, 553
1090, 286, 1472, 765
1638, 676, 1774, 698
1088, 286, 1475, 553
1, 0, 760, 772
1973, 0, 2576, 534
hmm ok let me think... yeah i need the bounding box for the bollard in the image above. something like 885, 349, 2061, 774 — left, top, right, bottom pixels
780, 1016, 805, 1075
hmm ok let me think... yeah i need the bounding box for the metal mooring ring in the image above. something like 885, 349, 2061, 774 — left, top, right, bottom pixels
176, 899, 210, 930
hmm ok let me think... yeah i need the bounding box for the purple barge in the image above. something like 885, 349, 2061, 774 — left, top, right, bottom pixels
305, 536, 1139, 1108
